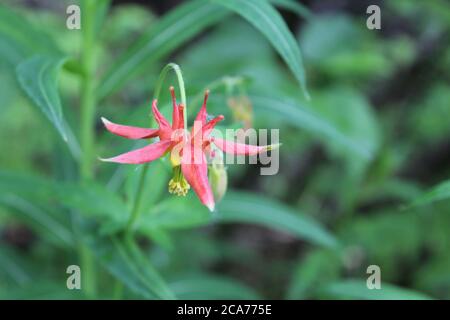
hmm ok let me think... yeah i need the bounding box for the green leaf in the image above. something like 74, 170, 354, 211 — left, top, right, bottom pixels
265, 0, 312, 20
250, 93, 374, 159
98, 0, 306, 99
170, 274, 261, 299
98, 0, 229, 99
0, 5, 59, 63
322, 280, 433, 300
0, 5, 67, 135
0, 170, 127, 228
16, 55, 66, 139
212, 0, 309, 98
139, 191, 338, 249
139, 195, 211, 232
59, 183, 129, 224
216, 192, 339, 249
16, 55, 80, 157
0, 170, 56, 203
88, 235, 175, 299
409, 180, 450, 208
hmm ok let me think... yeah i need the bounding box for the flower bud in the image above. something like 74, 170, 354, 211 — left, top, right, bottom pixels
208, 150, 228, 203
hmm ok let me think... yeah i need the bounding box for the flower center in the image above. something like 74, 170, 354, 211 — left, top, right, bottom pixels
168, 165, 190, 196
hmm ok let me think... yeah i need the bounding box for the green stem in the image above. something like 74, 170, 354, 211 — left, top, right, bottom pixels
80, 0, 97, 181
79, 0, 98, 299
153, 63, 187, 127
124, 164, 149, 234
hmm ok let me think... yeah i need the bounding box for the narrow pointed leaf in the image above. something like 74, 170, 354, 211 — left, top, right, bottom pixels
16, 55, 80, 157
212, 0, 309, 98
0, 5, 59, 61
269, 0, 312, 19
97, 0, 307, 99
250, 94, 374, 159
98, 0, 229, 99
216, 192, 339, 249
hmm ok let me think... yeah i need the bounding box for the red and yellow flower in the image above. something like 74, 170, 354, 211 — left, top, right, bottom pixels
101, 87, 275, 211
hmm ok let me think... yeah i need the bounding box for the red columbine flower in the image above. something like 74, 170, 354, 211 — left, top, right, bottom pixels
101, 87, 274, 211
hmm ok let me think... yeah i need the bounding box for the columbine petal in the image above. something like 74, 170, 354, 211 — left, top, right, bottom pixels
194, 89, 209, 125
181, 143, 215, 211
101, 117, 159, 139
100, 140, 172, 164
178, 104, 185, 130
202, 115, 224, 138
212, 137, 275, 155
170, 86, 180, 129
151, 99, 171, 129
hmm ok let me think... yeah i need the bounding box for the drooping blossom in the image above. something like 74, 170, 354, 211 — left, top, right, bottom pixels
101, 87, 276, 211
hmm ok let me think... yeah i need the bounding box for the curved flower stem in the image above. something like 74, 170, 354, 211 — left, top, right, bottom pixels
154, 63, 187, 127
124, 63, 187, 235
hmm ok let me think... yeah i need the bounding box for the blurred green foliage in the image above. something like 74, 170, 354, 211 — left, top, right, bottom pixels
0, 0, 449, 300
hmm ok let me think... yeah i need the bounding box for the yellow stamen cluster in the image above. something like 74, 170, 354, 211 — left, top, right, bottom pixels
168, 166, 190, 196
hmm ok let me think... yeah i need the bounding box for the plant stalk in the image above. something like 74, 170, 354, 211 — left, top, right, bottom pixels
80, 0, 97, 181
124, 164, 149, 234
79, 0, 98, 299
